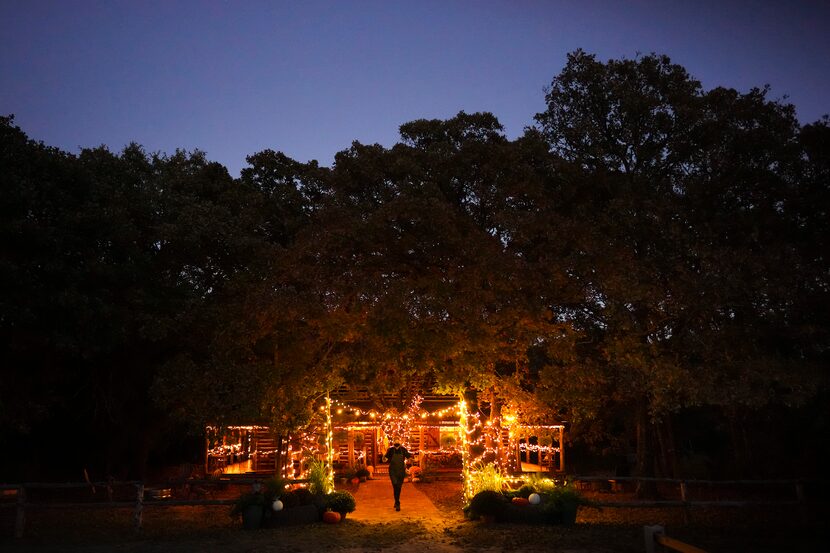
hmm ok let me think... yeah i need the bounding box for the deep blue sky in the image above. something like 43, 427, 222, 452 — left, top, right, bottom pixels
2, 1, 829, 176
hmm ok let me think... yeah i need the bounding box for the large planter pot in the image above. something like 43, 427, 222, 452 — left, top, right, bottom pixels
503, 503, 545, 524
313, 492, 327, 514
282, 504, 320, 525
480, 514, 497, 524
241, 505, 263, 529
560, 504, 578, 526
263, 509, 286, 528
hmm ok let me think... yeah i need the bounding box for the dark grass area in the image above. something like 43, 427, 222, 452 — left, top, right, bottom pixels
1, 480, 828, 552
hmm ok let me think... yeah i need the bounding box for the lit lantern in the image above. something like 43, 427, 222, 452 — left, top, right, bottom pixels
528, 493, 541, 505
272, 499, 284, 511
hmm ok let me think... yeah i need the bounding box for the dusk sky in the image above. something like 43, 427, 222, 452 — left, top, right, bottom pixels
2, 1, 829, 176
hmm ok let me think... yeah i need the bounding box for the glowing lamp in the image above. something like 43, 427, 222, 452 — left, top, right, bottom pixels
272, 499, 284, 511
528, 493, 541, 505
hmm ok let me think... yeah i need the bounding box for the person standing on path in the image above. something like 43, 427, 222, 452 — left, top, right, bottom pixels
384, 441, 413, 511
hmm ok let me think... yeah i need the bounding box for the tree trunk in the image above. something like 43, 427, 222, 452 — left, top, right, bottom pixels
655, 416, 679, 478
486, 387, 501, 466
727, 409, 747, 479
663, 416, 680, 479
275, 434, 283, 478
635, 400, 659, 499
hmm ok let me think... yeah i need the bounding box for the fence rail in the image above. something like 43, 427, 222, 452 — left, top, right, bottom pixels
0, 476, 289, 538
644, 525, 708, 553
1, 476, 822, 539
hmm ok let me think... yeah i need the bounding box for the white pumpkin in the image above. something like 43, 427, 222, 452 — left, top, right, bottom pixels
528, 493, 541, 505
272, 499, 284, 511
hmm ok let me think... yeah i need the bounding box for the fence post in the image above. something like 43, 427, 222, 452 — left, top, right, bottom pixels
680, 480, 690, 524
795, 482, 805, 503
643, 524, 664, 553
14, 485, 26, 539
133, 482, 144, 533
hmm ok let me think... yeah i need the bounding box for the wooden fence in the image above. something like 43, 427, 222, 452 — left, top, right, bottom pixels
0, 475, 821, 539
0, 477, 283, 538
644, 525, 708, 553
569, 475, 810, 508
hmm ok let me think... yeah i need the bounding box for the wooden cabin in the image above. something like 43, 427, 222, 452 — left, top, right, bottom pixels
206, 388, 565, 478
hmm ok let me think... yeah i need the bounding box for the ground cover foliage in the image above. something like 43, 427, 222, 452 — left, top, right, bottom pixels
1, 50, 828, 484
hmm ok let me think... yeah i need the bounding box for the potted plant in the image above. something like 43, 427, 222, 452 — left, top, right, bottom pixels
261, 476, 289, 527
355, 466, 371, 482
308, 459, 330, 495
325, 490, 356, 519
466, 490, 508, 523
280, 488, 319, 525
544, 485, 587, 525
230, 490, 265, 529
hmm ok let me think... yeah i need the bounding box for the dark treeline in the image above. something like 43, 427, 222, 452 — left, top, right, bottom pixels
2, 51, 828, 483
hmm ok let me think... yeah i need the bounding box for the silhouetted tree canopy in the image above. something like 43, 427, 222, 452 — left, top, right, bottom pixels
1, 51, 827, 480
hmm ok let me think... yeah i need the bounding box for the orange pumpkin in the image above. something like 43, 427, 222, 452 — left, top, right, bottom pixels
322, 510, 341, 524
512, 497, 530, 506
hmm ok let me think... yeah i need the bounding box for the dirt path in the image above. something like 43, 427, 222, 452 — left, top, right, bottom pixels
346, 479, 466, 552
349, 478, 442, 522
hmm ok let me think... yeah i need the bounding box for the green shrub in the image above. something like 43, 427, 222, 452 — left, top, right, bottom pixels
540, 485, 587, 524
467, 463, 507, 501
281, 488, 313, 508
466, 490, 508, 520
230, 491, 265, 518
524, 473, 557, 494
308, 459, 331, 494
325, 490, 356, 514
264, 476, 289, 501
546, 485, 585, 508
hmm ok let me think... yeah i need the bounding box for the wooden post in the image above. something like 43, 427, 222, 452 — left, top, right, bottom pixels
643, 525, 664, 553
14, 485, 25, 539
275, 435, 283, 477
680, 480, 690, 524
516, 432, 522, 472
559, 426, 566, 473
347, 429, 355, 467
372, 428, 378, 469
133, 483, 144, 533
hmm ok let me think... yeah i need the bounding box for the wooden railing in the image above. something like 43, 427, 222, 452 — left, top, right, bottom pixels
644, 525, 708, 553
570, 475, 810, 507
0, 477, 297, 538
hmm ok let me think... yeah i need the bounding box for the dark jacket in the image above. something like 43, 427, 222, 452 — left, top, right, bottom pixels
385, 445, 413, 485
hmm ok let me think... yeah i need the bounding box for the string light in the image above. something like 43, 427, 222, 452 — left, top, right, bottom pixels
205, 394, 564, 494
325, 393, 335, 493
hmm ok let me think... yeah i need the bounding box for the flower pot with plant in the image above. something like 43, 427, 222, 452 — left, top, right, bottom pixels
230, 490, 265, 529
544, 485, 587, 525
355, 466, 370, 482
465, 490, 508, 523
325, 490, 356, 519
